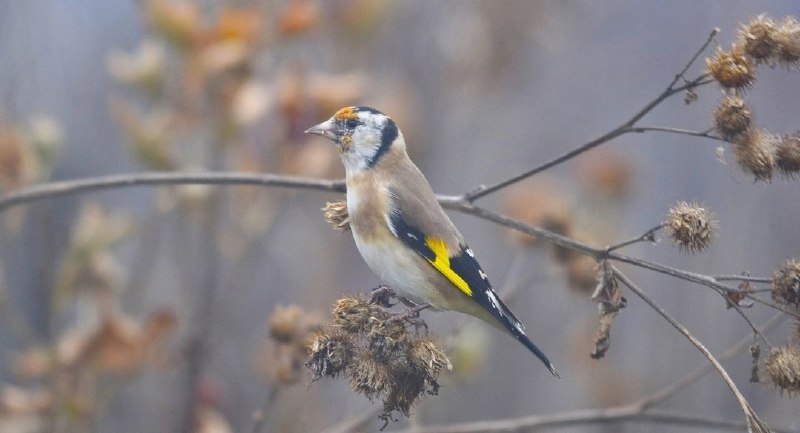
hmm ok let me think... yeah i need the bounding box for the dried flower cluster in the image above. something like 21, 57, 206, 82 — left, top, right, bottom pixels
771, 258, 800, 312
707, 14, 800, 181
765, 345, 800, 396
307, 295, 451, 425
665, 202, 718, 253
590, 262, 626, 359
706, 45, 755, 89
322, 199, 350, 231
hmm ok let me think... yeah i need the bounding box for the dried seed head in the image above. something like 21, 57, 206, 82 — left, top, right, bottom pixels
706, 45, 756, 89
268, 305, 305, 343
306, 327, 353, 379
322, 200, 350, 231
775, 17, 800, 67
408, 338, 452, 376
368, 319, 408, 362
331, 295, 375, 333
348, 352, 393, 400
713, 96, 753, 141
765, 345, 800, 396
771, 258, 800, 309
382, 370, 428, 418
733, 128, 776, 182
740, 15, 779, 64
775, 133, 800, 178
666, 202, 718, 253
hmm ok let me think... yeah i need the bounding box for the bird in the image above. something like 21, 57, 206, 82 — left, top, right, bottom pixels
306, 106, 558, 377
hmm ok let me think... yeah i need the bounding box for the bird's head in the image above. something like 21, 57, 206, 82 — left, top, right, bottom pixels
305, 106, 401, 172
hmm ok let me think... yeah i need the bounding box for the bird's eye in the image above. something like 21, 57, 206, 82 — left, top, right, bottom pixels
346, 119, 359, 129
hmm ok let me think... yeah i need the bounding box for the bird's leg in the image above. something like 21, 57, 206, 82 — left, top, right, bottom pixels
385, 303, 431, 335
369, 284, 396, 307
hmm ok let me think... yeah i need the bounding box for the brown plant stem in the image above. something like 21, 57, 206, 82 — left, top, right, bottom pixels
634, 311, 785, 411
462, 27, 719, 203
390, 408, 785, 433
612, 267, 770, 433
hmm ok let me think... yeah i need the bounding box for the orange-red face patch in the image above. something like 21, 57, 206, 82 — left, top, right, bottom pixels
333, 107, 358, 121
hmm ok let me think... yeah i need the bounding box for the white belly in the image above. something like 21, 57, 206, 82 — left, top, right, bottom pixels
346, 174, 447, 308
352, 230, 434, 305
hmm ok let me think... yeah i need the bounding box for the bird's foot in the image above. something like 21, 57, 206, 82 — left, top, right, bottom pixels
385, 303, 430, 335
369, 284, 396, 307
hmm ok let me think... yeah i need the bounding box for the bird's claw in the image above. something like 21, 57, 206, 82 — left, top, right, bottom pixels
370, 284, 396, 307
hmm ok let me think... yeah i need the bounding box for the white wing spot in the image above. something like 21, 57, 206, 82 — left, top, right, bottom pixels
478, 269, 488, 280
486, 291, 501, 311
465, 248, 474, 257
407, 233, 418, 240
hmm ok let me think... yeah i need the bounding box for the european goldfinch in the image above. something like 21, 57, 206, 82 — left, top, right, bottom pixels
306, 106, 558, 377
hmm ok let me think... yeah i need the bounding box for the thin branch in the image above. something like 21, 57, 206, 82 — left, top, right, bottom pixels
714, 275, 772, 284
634, 311, 785, 411
612, 268, 770, 433
390, 408, 779, 433
0, 172, 345, 212
626, 126, 725, 141
606, 224, 665, 252
463, 39, 715, 204
669, 28, 719, 89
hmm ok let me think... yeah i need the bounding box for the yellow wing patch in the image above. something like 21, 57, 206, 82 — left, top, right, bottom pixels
424, 237, 473, 297
334, 107, 358, 121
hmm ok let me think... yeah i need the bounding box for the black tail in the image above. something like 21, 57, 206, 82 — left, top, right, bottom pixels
485, 291, 560, 378
511, 327, 560, 378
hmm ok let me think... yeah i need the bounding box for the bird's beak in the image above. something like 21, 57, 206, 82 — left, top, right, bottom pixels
304, 119, 336, 141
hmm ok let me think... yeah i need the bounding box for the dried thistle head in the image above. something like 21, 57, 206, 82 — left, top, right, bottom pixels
713, 95, 753, 141
307, 327, 353, 379
706, 45, 755, 89
382, 370, 428, 419
268, 304, 305, 343
407, 338, 452, 375
331, 295, 375, 333
740, 14, 779, 64
733, 128, 776, 182
665, 202, 718, 253
771, 258, 800, 309
322, 200, 350, 231
308, 293, 451, 424
347, 351, 393, 400
368, 319, 408, 362
765, 345, 800, 396
775, 133, 800, 178
775, 17, 800, 67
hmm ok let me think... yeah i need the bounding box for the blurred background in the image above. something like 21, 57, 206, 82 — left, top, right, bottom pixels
0, 1, 799, 432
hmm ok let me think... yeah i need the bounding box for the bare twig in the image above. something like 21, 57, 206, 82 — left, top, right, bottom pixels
612, 268, 770, 433
462, 30, 719, 203
714, 275, 772, 284
606, 224, 665, 252
634, 311, 786, 411
0, 172, 345, 212
390, 408, 783, 433
626, 125, 725, 141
